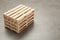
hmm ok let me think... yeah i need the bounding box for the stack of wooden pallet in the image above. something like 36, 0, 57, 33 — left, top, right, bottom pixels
3, 4, 34, 33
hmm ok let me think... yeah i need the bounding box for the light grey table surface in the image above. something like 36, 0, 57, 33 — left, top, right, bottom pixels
0, 0, 60, 40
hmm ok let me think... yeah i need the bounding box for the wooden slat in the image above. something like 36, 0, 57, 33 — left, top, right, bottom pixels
10, 6, 26, 17
13, 7, 31, 19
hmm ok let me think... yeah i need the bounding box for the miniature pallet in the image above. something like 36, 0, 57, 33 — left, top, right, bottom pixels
3, 4, 34, 33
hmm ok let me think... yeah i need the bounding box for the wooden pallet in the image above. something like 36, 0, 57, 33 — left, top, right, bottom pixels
3, 4, 34, 33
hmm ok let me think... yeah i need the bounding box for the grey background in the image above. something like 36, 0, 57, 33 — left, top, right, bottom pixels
0, 0, 60, 40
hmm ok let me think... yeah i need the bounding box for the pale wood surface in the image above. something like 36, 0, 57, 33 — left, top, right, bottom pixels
3, 4, 34, 33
